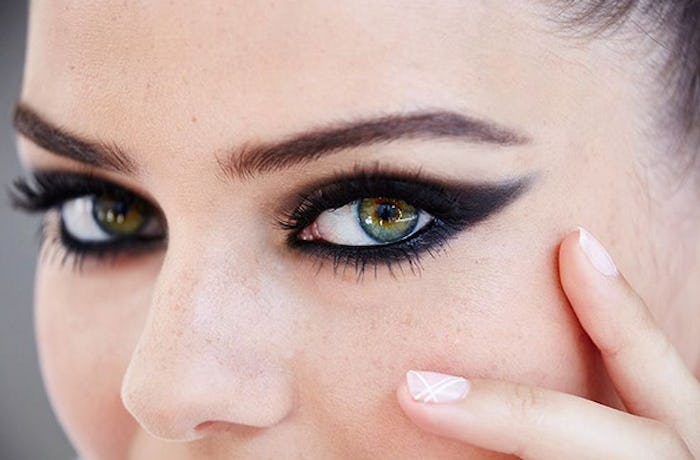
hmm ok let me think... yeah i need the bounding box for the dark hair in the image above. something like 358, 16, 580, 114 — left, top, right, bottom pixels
551, 1, 699, 148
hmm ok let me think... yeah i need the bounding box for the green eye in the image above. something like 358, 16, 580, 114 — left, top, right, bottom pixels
358, 197, 419, 243
92, 193, 149, 235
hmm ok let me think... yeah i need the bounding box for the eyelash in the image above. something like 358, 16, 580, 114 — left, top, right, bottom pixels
278, 168, 529, 278
8, 172, 166, 271
8, 168, 529, 277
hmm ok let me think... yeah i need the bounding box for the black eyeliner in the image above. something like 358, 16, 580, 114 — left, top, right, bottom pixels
8, 170, 166, 269
8, 170, 154, 213
279, 167, 534, 278
9, 167, 533, 277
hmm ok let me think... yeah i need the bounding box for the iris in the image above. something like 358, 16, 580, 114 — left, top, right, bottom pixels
92, 194, 149, 235
358, 197, 419, 243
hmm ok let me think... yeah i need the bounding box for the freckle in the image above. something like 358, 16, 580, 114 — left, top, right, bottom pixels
191, 116, 198, 123
69, 65, 75, 71
401, 313, 416, 328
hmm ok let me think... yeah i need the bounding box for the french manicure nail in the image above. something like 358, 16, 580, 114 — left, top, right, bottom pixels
406, 370, 470, 404
577, 227, 618, 276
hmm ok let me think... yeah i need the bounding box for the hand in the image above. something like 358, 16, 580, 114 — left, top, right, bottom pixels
396, 227, 700, 459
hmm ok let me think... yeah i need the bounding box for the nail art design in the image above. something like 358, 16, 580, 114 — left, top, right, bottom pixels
406, 370, 469, 403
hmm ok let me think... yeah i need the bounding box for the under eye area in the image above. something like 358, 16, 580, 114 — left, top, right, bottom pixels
299, 197, 434, 246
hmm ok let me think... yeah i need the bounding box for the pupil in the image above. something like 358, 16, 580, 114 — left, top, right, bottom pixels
92, 194, 147, 234
376, 202, 400, 223
97, 200, 128, 222
112, 202, 128, 216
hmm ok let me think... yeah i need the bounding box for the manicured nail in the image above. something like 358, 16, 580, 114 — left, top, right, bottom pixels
577, 227, 618, 277
406, 370, 470, 404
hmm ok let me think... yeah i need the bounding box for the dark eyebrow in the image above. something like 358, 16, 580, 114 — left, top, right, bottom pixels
226, 111, 529, 179
13, 103, 138, 174
13, 103, 530, 179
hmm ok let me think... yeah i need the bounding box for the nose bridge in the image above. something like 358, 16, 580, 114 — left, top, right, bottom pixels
121, 235, 297, 441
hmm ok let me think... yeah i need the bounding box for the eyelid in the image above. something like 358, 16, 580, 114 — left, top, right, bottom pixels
277, 167, 534, 279
9, 165, 533, 277
9, 170, 164, 217
279, 167, 534, 233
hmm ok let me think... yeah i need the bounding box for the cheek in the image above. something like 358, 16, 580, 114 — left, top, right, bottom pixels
295, 231, 613, 455
34, 260, 156, 460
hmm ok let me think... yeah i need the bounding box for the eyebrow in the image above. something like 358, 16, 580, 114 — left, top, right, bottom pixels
13, 103, 530, 179
13, 104, 138, 174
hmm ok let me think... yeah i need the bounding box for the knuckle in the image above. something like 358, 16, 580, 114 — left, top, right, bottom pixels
508, 383, 546, 426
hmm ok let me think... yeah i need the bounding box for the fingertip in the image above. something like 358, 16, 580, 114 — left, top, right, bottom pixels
396, 371, 473, 437
558, 227, 649, 359
396, 376, 419, 416
395, 378, 411, 409
558, 228, 590, 292
558, 227, 621, 302
395, 374, 434, 417
395, 376, 443, 435
558, 227, 582, 272
559, 227, 583, 258
576, 227, 619, 277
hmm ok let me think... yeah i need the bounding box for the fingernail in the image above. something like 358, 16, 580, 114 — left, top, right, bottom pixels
577, 227, 618, 277
406, 370, 470, 404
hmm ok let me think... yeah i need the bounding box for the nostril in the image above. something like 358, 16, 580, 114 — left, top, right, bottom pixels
194, 420, 266, 437
122, 370, 295, 440
121, 393, 203, 441
195, 421, 215, 431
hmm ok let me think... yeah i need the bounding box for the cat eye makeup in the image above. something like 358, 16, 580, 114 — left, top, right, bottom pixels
9, 172, 167, 269
278, 168, 532, 276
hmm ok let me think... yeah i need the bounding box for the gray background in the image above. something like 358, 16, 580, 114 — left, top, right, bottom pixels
1, 1, 77, 459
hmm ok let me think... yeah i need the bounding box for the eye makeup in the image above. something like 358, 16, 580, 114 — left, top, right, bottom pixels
278, 167, 533, 278
9, 171, 167, 270
8, 167, 533, 277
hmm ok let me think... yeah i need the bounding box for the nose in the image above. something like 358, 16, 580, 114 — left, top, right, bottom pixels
120, 237, 297, 441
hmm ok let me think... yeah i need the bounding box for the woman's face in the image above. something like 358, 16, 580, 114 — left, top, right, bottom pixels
16, 1, 700, 458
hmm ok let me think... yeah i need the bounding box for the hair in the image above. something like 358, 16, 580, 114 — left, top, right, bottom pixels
550, 0, 700, 173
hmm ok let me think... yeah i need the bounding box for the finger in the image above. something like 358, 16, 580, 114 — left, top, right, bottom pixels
559, 227, 700, 439
397, 371, 693, 460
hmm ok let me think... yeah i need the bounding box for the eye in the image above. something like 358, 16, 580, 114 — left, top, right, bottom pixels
61, 192, 163, 243
298, 197, 434, 246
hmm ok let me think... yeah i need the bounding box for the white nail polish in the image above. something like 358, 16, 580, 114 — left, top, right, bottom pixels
406, 370, 470, 404
577, 227, 619, 277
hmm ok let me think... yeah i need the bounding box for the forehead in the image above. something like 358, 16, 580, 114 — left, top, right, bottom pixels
20, 1, 614, 170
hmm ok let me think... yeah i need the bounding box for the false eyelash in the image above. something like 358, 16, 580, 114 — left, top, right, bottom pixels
278, 166, 531, 279
8, 167, 530, 278
8, 171, 166, 270
33, 217, 147, 272
289, 221, 455, 280
8, 171, 145, 213
279, 166, 530, 232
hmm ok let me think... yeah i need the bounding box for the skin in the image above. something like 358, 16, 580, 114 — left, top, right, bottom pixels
14, 0, 700, 458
